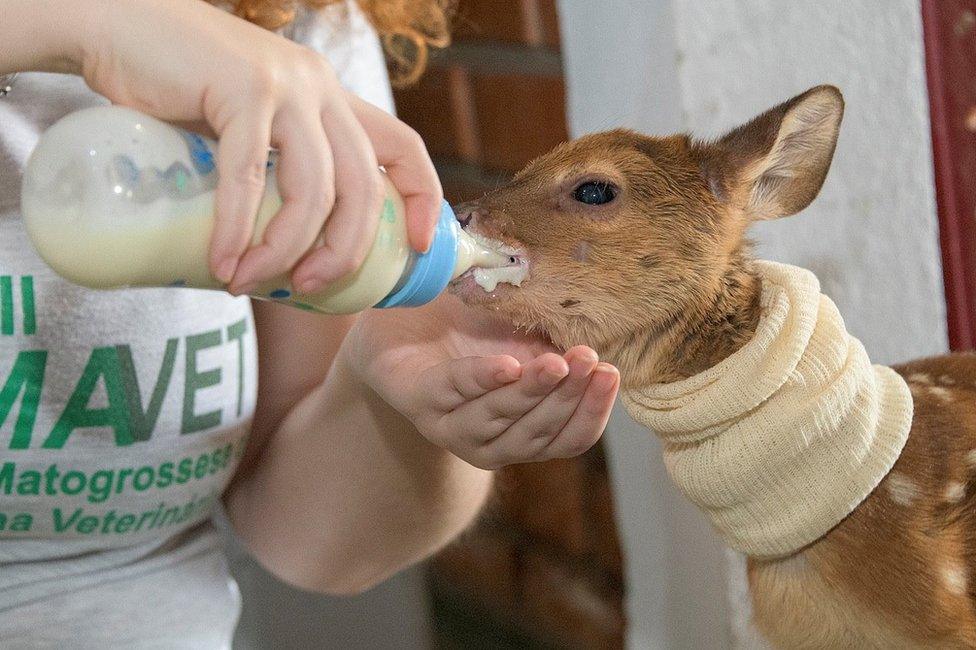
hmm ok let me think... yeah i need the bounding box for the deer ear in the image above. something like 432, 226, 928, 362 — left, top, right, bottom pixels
699, 85, 844, 220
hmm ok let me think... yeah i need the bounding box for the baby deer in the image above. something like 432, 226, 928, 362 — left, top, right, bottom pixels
451, 85, 976, 648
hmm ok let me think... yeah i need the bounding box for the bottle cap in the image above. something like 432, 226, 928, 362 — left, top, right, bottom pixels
375, 200, 458, 308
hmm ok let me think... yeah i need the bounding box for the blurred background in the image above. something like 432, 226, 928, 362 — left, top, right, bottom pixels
227, 0, 976, 647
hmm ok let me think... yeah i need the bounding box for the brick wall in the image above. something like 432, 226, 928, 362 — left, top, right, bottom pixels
393, 2, 627, 648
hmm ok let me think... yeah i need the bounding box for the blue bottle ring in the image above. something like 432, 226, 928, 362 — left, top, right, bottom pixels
375, 200, 458, 308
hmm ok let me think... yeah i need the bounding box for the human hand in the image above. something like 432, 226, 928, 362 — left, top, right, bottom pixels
78, 0, 441, 293
345, 296, 620, 470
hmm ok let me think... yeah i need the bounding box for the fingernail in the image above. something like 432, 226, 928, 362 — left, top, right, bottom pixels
579, 349, 599, 364
593, 370, 618, 393
216, 258, 238, 284
233, 283, 258, 296
495, 367, 519, 383
571, 353, 598, 374
412, 235, 431, 255
297, 277, 322, 294
540, 365, 568, 385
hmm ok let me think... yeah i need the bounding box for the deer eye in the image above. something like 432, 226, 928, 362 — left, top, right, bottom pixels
573, 181, 617, 205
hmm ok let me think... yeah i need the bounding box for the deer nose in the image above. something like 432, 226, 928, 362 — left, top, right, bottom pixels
454, 202, 487, 229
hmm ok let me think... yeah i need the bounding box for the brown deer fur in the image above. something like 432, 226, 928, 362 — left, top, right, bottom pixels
451, 85, 976, 648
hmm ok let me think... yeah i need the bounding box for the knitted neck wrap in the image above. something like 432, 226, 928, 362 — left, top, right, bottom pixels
621, 261, 913, 558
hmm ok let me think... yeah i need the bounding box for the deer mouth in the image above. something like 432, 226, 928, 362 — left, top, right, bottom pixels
451, 227, 529, 298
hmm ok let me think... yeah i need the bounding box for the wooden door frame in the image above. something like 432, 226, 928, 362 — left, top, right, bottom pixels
922, 0, 976, 350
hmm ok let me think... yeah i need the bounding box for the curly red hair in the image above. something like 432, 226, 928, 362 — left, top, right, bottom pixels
223, 0, 454, 86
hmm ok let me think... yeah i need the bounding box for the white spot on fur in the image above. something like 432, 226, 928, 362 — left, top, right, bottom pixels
966, 449, 976, 468
938, 374, 957, 386
571, 241, 593, 263
943, 564, 968, 596
907, 373, 933, 385
886, 473, 918, 506
930, 386, 953, 402
945, 481, 966, 502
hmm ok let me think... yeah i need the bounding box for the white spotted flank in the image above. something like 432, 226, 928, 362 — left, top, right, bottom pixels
945, 481, 966, 503
907, 373, 933, 385
886, 473, 918, 506
929, 386, 953, 402
943, 564, 968, 596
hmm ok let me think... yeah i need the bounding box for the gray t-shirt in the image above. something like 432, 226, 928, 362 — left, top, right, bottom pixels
0, 3, 394, 647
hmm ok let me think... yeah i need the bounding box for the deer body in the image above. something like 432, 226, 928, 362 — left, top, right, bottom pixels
751, 357, 976, 649
450, 85, 976, 647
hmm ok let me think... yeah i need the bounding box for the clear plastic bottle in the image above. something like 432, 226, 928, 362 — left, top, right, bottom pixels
20, 105, 511, 314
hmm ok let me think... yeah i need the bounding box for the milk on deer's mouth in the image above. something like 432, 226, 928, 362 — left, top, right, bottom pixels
471, 265, 527, 292
453, 228, 528, 292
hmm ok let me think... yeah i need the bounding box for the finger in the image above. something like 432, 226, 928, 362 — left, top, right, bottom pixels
170, 120, 217, 139
442, 352, 569, 441
229, 107, 334, 294
291, 98, 383, 293
429, 355, 522, 410
345, 91, 442, 252
481, 347, 599, 461
537, 363, 619, 461
210, 106, 274, 283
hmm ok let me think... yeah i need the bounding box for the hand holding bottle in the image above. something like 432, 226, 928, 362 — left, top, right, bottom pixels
22, 107, 518, 314
6, 0, 443, 295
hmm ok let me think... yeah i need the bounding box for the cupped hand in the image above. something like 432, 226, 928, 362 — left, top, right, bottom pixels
345, 296, 620, 470
80, 0, 441, 293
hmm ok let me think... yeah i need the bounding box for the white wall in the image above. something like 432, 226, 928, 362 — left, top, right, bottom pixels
560, 2, 733, 648
672, 0, 946, 365
560, 1, 947, 648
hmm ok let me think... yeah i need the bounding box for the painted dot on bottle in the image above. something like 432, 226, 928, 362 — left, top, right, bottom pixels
381, 198, 396, 224
174, 168, 188, 194
269, 288, 291, 299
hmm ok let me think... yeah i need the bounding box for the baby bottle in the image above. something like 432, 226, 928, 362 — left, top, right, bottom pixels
20, 105, 512, 314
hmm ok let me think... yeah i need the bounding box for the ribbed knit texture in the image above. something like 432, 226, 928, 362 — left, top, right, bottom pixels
621, 261, 914, 558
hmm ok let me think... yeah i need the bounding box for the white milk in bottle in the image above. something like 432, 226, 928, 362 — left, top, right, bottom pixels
20, 106, 520, 314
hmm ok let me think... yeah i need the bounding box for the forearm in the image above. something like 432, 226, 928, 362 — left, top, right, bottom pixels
1, 0, 101, 74
224, 346, 493, 594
